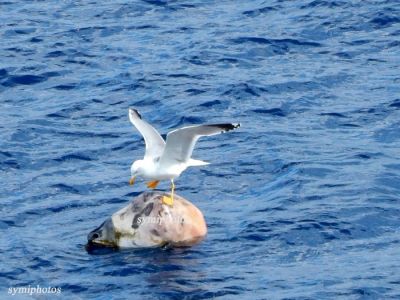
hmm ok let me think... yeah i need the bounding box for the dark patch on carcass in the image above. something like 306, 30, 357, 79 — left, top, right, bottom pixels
143, 203, 154, 216
132, 202, 141, 212
132, 214, 141, 229
131, 202, 154, 229
151, 229, 160, 237
143, 192, 150, 202
143, 191, 157, 203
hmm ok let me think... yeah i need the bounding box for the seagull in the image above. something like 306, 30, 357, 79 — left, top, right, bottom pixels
128, 108, 240, 206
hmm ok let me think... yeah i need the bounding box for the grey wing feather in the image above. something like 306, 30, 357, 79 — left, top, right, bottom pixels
129, 108, 165, 159
160, 123, 240, 165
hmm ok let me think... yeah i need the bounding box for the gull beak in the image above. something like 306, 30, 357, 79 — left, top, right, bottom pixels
129, 176, 136, 186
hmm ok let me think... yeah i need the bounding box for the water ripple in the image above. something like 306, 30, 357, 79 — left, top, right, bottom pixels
1, 0, 399, 299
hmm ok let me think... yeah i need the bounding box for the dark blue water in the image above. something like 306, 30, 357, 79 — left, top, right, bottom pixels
1, 0, 400, 299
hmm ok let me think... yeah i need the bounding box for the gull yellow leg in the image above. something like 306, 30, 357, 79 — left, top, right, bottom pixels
162, 179, 175, 206
146, 180, 160, 189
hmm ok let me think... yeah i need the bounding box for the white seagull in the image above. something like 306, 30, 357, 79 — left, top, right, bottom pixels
128, 108, 240, 206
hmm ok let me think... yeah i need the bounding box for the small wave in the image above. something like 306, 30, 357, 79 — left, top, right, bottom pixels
142, 0, 167, 6
252, 108, 286, 117
389, 99, 400, 108
0, 151, 13, 158
55, 130, 119, 138
222, 83, 260, 98
301, 0, 347, 9
2, 74, 46, 86
52, 84, 77, 90
0, 68, 8, 78
184, 55, 209, 66
171, 116, 204, 128
370, 14, 400, 28
199, 100, 223, 107
320, 112, 347, 118
1, 159, 20, 169
231, 37, 322, 47
185, 88, 206, 96
243, 6, 278, 17
45, 50, 65, 58
51, 184, 81, 194
54, 153, 93, 162
29, 37, 43, 43
167, 73, 203, 79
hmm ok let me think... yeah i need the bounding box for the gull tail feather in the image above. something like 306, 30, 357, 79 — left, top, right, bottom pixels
188, 159, 210, 166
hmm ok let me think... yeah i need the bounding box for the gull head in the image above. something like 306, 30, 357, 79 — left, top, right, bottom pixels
129, 159, 145, 185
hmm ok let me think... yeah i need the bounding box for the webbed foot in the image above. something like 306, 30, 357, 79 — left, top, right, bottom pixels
162, 195, 174, 206
146, 180, 160, 189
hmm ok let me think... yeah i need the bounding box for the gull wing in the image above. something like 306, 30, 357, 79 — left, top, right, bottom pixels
129, 108, 165, 159
160, 123, 240, 166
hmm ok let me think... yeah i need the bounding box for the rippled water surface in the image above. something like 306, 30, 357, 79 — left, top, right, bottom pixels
1, 0, 400, 299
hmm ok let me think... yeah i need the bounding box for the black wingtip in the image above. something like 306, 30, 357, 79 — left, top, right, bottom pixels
129, 108, 142, 119
208, 123, 241, 132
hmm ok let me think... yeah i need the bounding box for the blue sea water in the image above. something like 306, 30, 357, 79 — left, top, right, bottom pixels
1, 0, 400, 299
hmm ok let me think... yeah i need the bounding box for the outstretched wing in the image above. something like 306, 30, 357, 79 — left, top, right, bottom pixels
160, 123, 240, 166
129, 108, 165, 159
